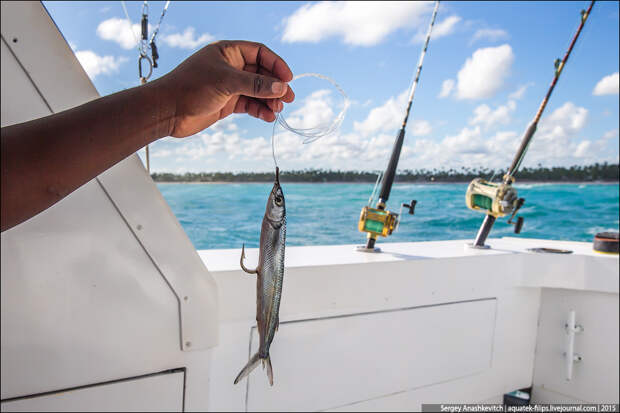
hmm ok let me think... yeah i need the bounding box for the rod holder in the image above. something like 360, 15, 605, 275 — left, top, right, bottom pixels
472, 214, 496, 248
564, 309, 584, 381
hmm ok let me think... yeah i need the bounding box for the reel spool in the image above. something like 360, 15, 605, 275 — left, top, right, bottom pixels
358, 207, 398, 237
466, 178, 525, 234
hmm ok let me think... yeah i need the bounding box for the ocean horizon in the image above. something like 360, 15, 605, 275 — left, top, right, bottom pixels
158, 182, 620, 251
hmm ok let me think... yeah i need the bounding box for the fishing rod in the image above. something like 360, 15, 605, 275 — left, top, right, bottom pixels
357, 0, 440, 252
466, 1, 595, 248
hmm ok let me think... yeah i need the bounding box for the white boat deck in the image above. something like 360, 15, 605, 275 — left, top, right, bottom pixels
200, 237, 618, 296
199, 237, 613, 271
197, 237, 618, 411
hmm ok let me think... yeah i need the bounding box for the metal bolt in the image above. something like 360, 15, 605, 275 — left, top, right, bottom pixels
185, 341, 191, 348
136, 224, 143, 230
12, 38, 17, 43
184, 296, 188, 301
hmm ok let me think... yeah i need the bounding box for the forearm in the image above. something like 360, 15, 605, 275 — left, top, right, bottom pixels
1, 78, 175, 232
1, 40, 295, 232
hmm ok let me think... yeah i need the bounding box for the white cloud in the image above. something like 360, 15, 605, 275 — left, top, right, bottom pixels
412, 15, 461, 43
354, 90, 407, 136
523, 101, 592, 166
161, 117, 270, 163
393, 100, 614, 171
438, 79, 455, 98
589, 129, 620, 164
411, 120, 432, 136
455, 44, 514, 100
470, 28, 509, 45
602, 128, 619, 140
152, 149, 172, 158
154, 101, 616, 171
353, 90, 432, 139
281, 1, 434, 46
97, 18, 143, 50
160, 27, 215, 49
574, 141, 591, 158
442, 126, 488, 155
508, 83, 533, 100
151, 85, 613, 171
284, 89, 336, 130
75, 50, 127, 80
540, 101, 588, 134
469, 100, 516, 129
593, 72, 619, 96
404, 127, 516, 170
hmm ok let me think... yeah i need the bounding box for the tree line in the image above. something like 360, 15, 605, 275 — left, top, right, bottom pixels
151, 162, 619, 183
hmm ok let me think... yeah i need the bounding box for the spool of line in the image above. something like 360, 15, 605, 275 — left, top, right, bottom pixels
271, 73, 349, 168
593, 231, 619, 254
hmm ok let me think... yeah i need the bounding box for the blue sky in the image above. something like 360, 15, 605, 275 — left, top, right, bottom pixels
44, 1, 619, 173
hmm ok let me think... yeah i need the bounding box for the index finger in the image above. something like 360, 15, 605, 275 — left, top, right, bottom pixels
234, 41, 293, 83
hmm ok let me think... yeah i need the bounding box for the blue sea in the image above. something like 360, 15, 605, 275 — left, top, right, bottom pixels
158, 183, 620, 250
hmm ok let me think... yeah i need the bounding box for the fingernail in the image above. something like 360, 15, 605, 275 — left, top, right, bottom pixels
272, 82, 284, 94
259, 112, 267, 121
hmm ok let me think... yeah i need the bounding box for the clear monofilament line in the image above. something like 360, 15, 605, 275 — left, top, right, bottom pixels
271, 73, 349, 170
272, 116, 279, 169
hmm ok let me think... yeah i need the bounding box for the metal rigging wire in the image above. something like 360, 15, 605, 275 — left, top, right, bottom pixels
120, 0, 173, 173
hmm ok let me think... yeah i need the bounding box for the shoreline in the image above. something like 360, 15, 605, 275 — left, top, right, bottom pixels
155, 180, 619, 185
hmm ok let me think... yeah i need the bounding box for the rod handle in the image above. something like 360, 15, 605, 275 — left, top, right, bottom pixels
378, 128, 406, 202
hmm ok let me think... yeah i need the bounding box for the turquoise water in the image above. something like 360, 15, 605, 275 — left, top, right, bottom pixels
157, 183, 619, 250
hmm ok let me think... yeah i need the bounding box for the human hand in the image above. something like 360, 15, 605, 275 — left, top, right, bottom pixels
158, 40, 295, 138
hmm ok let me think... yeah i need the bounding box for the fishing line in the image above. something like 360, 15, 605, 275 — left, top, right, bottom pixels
271, 73, 350, 169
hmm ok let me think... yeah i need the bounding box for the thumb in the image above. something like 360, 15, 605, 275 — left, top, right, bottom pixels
229, 69, 287, 99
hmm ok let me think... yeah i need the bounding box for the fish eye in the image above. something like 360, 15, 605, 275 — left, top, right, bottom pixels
274, 196, 283, 206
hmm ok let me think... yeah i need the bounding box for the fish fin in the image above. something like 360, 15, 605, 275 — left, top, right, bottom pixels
233, 352, 261, 385
240, 244, 258, 275
266, 355, 274, 386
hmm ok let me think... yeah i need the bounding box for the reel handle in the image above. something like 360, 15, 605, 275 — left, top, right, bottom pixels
402, 200, 417, 215
508, 198, 525, 234
514, 216, 524, 234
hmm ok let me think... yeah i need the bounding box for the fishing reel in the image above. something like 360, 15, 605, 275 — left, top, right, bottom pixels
465, 177, 525, 234
358, 200, 417, 238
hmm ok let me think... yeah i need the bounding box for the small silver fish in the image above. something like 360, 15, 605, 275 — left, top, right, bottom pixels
234, 167, 286, 386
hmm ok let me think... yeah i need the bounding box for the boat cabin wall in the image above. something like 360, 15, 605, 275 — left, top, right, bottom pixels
1, 1, 218, 407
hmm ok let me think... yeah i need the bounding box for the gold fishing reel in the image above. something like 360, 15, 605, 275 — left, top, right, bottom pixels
358, 200, 416, 238
466, 177, 525, 233
358, 206, 398, 237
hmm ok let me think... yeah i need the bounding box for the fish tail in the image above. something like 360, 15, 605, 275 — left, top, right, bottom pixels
266, 355, 274, 386
233, 352, 261, 385
233, 353, 274, 386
